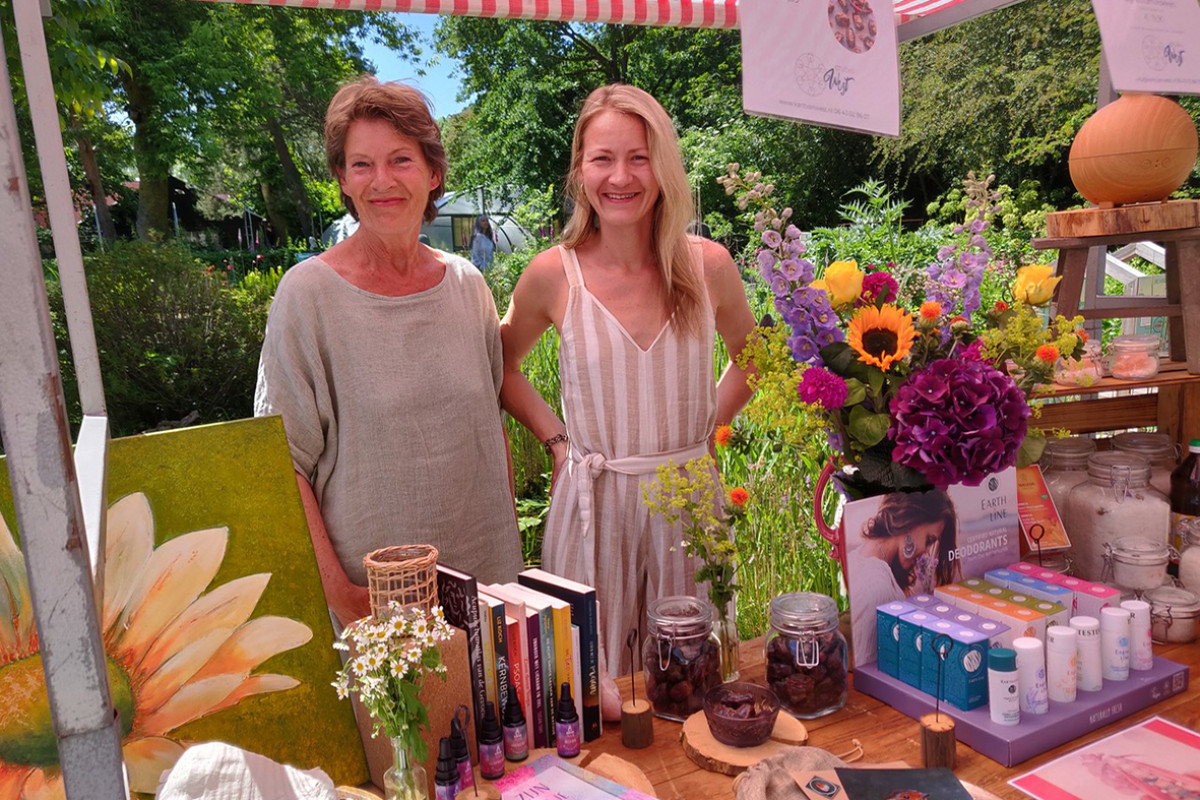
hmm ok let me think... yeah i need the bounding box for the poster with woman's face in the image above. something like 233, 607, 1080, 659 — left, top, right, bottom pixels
843, 468, 1020, 667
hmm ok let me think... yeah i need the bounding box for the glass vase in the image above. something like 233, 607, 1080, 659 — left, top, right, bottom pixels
384, 738, 429, 800
715, 605, 740, 683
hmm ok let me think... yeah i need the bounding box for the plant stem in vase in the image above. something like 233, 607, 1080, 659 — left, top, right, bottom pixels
385, 739, 429, 800
715, 606, 740, 683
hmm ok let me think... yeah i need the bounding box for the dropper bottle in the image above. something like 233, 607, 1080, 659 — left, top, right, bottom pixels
478, 700, 505, 779
449, 716, 474, 790
555, 681, 581, 758
434, 737, 461, 800
502, 694, 528, 762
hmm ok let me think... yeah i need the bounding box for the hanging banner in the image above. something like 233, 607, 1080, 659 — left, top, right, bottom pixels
739, 0, 901, 137
1092, 0, 1200, 95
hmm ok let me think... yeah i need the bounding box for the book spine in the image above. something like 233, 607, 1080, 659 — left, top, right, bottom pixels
537, 606, 556, 744
490, 601, 510, 717
526, 614, 547, 748
551, 602, 573, 726
437, 571, 487, 740
571, 625, 583, 724
478, 598, 497, 713
505, 616, 527, 732
518, 574, 601, 740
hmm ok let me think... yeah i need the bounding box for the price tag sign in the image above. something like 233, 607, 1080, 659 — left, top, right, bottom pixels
740, 0, 901, 136
1092, 0, 1200, 94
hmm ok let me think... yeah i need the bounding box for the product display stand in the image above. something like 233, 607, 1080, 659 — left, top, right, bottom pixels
1032, 200, 1200, 373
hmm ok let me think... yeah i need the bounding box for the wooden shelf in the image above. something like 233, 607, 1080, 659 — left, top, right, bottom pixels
1033, 359, 1200, 446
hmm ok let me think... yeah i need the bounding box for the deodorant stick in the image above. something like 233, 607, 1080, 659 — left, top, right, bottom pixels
1070, 615, 1103, 691
1045, 625, 1078, 703
1012, 636, 1048, 715
1121, 599, 1153, 671
1100, 606, 1132, 682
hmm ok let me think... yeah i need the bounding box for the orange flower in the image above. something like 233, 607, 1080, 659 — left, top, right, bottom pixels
1079, 329, 1089, 343
714, 425, 733, 448
994, 300, 1009, 312
847, 304, 915, 371
1036, 344, 1060, 363
919, 301, 942, 321
728, 487, 749, 507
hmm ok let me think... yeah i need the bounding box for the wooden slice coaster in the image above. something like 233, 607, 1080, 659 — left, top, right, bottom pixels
680, 711, 809, 776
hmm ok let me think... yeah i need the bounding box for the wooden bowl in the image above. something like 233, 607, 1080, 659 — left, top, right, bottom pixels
1068, 93, 1198, 207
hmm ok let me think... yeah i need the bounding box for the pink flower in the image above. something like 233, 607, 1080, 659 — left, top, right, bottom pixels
797, 367, 849, 409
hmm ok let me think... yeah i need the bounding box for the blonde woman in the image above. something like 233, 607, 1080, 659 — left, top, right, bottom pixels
500, 84, 756, 715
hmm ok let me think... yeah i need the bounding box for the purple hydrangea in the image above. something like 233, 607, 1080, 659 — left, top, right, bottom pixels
797, 366, 849, 409
890, 358, 1030, 489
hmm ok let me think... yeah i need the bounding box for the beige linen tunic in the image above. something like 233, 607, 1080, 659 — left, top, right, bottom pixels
254, 253, 522, 586
543, 246, 718, 677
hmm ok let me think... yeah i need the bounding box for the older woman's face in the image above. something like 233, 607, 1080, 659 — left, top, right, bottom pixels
898, 520, 944, 572
339, 117, 439, 233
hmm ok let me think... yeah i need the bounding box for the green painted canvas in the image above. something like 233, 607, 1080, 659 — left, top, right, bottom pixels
0, 416, 369, 797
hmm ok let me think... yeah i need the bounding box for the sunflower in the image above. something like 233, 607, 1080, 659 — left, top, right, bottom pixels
847, 304, 915, 371
0, 492, 312, 798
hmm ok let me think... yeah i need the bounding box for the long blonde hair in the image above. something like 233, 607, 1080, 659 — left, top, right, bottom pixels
561, 84, 703, 334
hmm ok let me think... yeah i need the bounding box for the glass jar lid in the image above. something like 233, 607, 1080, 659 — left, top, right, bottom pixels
1112, 432, 1175, 467
1042, 436, 1097, 470
769, 592, 838, 636
647, 595, 714, 639
1146, 586, 1200, 618
1110, 334, 1160, 354
1106, 536, 1171, 565
1086, 451, 1151, 486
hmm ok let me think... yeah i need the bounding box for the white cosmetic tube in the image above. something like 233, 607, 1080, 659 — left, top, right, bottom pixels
1070, 615, 1103, 692
1045, 625, 1078, 703
1100, 606, 1132, 682
987, 647, 1020, 726
1012, 636, 1048, 715
1120, 599, 1153, 671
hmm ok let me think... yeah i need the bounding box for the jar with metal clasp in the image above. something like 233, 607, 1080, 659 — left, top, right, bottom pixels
642, 596, 721, 721
764, 592, 847, 719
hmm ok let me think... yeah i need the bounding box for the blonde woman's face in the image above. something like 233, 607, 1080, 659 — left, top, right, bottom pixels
578, 110, 660, 229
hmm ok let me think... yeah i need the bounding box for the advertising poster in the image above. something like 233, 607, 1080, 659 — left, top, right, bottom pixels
844, 468, 1020, 666
1092, 0, 1200, 94
740, 0, 901, 136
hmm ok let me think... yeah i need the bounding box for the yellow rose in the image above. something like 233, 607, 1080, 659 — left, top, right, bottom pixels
811, 260, 865, 307
1013, 264, 1062, 306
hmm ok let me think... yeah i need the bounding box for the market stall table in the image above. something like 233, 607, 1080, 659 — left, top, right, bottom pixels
586, 636, 1199, 800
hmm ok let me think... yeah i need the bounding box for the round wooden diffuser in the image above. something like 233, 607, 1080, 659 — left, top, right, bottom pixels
1068, 93, 1198, 207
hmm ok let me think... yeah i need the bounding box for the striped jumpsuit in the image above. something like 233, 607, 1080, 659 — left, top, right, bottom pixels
543, 245, 719, 680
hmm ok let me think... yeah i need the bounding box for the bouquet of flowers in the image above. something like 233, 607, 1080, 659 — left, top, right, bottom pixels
332, 602, 454, 763
719, 167, 1085, 499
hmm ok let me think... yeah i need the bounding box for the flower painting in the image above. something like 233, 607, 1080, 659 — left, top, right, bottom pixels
0, 416, 368, 796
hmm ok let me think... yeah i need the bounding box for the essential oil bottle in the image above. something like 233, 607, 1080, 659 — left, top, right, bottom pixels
449, 716, 474, 790
434, 737, 461, 800
555, 681, 581, 758
478, 700, 506, 780
502, 694, 528, 762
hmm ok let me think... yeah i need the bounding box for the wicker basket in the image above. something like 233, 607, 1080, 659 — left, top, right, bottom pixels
363, 544, 439, 616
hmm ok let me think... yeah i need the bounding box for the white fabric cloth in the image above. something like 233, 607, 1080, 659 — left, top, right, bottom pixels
156, 742, 336, 800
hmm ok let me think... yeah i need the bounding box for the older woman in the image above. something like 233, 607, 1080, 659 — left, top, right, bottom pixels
255, 76, 522, 627
500, 84, 757, 710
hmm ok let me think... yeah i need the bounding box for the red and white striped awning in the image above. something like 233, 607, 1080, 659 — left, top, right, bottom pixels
196, 0, 1022, 36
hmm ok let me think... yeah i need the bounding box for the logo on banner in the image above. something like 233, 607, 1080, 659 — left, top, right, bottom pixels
1142, 35, 1187, 70
793, 54, 856, 97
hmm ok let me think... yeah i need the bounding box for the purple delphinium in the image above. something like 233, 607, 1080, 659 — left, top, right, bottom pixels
890, 357, 1030, 489
924, 176, 1001, 322
796, 366, 849, 409
755, 223, 842, 366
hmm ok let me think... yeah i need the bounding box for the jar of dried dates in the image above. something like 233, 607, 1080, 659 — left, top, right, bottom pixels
765, 592, 847, 719
643, 596, 722, 722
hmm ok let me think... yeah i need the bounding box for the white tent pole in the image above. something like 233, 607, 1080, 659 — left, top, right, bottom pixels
13, 0, 111, 609
0, 27, 128, 800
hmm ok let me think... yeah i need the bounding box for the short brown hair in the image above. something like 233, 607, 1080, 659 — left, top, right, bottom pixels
324, 75, 447, 223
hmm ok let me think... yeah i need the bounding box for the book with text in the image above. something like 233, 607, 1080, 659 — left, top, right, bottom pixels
502, 582, 559, 743
436, 564, 486, 742
478, 590, 510, 717
495, 754, 656, 800
480, 583, 533, 736
518, 568, 601, 740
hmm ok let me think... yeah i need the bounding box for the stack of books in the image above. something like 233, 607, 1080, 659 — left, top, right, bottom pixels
436, 565, 602, 748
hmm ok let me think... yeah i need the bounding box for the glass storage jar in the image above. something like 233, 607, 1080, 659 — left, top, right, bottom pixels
1112, 431, 1177, 497
1102, 536, 1174, 595
1179, 528, 1200, 594
1066, 452, 1170, 582
1147, 585, 1200, 644
1040, 436, 1097, 532
764, 592, 847, 719
1054, 340, 1104, 388
1108, 334, 1161, 380
643, 596, 721, 721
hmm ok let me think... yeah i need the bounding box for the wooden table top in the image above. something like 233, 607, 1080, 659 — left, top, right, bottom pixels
590, 637, 1200, 800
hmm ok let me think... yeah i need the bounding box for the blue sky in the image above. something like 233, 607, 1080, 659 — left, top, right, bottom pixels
358, 13, 469, 118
